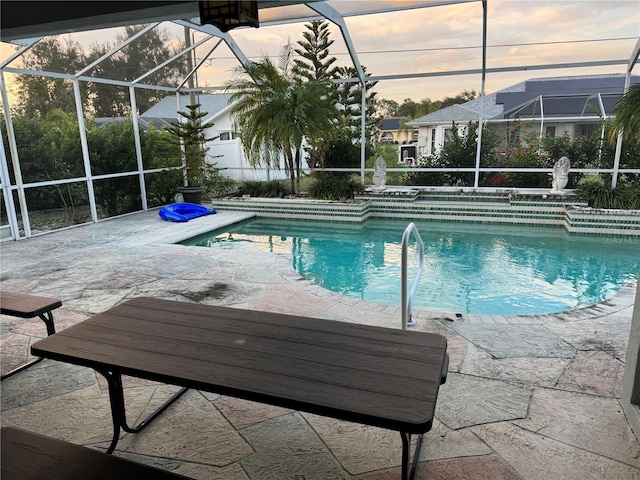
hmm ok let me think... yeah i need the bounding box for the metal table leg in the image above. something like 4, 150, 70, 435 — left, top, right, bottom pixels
1, 311, 57, 381
400, 432, 425, 480
98, 370, 188, 454
1, 357, 45, 380
39, 311, 56, 336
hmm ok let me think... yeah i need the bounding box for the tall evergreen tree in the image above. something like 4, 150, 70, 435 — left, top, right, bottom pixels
292, 21, 339, 81
333, 65, 380, 145
293, 20, 379, 146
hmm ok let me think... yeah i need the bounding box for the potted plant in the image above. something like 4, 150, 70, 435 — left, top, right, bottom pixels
167, 103, 215, 204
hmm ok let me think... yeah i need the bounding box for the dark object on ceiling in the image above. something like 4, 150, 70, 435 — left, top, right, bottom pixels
198, 1, 259, 32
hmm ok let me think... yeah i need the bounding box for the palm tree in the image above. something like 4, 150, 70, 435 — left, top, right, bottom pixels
225, 44, 338, 194
610, 83, 640, 144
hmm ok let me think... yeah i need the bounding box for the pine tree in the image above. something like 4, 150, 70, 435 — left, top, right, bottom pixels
293, 20, 380, 145
293, 21, 339, 81
166, 104, 215, 187
334, 65, 380, 145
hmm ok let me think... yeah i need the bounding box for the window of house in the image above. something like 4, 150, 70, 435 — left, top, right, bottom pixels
577, 123, 599, 137
381, 132, 394, 143
412, 131, 419, 143
430, 128, 436, 153
219, 131, 240, 141
443, 127, 452, 145
545, 126, 556, 138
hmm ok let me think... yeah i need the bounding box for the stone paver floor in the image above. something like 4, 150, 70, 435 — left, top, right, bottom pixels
1, 209, 639, 479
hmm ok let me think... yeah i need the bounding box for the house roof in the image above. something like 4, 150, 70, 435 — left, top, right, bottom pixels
379, 118, 402, 131
141, 93, 234, 123
407, 74, 640, 126
407, 94, 505, 125
94, 116, 157, 131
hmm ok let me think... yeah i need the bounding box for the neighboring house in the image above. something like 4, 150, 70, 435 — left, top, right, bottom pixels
407, 74, 640, 158
141, 93, 286, 181
377, 117, 416, 145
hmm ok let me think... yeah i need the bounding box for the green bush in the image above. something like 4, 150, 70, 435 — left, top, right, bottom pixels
145, 168, 183, 207
407, 121, 501, 187
237, 179, 289, 198
628, 185, 640, 209
201, 164, 236, 198
404, 154, 448, 187
492, 131, 550, 188
308, 175, 363, 200
576, 174, 639, 209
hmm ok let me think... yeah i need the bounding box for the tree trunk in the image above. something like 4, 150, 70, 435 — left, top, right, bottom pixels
285, 151, 295, 194
294, 148, 301, 195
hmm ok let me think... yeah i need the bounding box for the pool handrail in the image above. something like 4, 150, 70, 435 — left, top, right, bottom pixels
401, 222, 424, 330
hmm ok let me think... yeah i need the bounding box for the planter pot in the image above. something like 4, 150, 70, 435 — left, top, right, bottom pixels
179, 186, 204, 205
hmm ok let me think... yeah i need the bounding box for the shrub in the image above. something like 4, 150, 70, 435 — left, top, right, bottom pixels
145, 168, 182, 207
404, 154, 448, 186
260, 179, 290, 197
308, 175, 363, 200
576, 174, 637, 209
237, 181, 263, 196
201, 164, 236, 198
237, 179, 289, 198
628, 185, 640, 209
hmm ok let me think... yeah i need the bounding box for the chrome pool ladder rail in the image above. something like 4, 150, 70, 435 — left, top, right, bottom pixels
401, 222, 424, 330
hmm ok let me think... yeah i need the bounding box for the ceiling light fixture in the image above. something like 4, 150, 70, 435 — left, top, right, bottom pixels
198, 1, 259, 32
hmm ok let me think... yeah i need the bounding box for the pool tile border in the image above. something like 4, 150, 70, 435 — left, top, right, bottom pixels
211, 190, 640, 237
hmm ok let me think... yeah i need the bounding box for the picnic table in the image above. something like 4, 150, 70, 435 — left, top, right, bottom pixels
31, 297, 448, 480
1, 291, 61, 380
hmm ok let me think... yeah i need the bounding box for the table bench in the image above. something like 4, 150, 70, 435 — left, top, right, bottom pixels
1, 426, 192, 480
1, 291, 62, 380
31, 297, 448, 480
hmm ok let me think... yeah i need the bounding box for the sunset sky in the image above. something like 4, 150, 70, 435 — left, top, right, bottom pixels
1, 0, 639, 105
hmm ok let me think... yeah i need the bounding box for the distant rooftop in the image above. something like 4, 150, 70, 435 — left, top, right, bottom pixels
408, 74, 640, 126
141, 94, 234, 123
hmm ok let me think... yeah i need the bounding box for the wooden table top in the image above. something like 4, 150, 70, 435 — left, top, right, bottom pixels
1, 291, 62, 318
32, 297, 448, 434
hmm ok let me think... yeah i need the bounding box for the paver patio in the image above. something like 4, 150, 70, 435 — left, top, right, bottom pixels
1, 209, 639, 479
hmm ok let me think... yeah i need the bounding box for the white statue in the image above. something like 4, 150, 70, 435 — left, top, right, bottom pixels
373, 155, 387, 188
550, 156, 570, 194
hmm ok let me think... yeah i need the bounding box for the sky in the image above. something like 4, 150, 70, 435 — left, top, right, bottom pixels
1, 0, 639, 106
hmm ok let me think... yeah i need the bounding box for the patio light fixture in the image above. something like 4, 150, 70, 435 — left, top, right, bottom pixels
198, 1, 259, 32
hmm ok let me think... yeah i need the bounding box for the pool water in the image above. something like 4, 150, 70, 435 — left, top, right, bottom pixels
181, 218, 639, 315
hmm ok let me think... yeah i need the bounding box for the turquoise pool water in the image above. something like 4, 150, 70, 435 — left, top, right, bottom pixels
181, 218, 639, 315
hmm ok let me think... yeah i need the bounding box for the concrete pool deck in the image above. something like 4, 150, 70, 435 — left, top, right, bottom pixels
1, 209, 639, 479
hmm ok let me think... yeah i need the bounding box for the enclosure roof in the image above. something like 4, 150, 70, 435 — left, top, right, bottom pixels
0, 1, 441, 43
0, 1, 331, 42
1, 1, 638, 105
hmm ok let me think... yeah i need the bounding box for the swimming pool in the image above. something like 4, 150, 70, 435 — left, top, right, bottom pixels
181, 218, 639, 315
